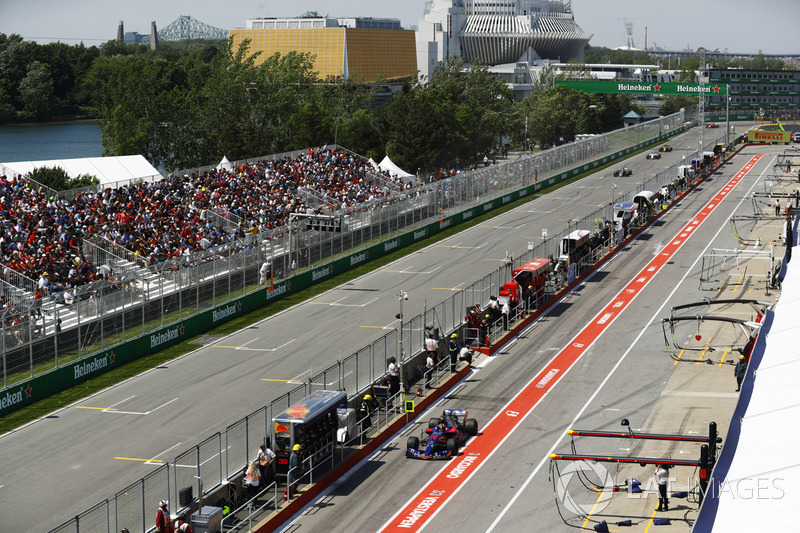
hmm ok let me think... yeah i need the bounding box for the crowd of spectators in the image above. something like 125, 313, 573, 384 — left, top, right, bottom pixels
0, 146, 413, 301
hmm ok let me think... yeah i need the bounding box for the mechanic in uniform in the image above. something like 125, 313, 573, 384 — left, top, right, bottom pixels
448, 333, 459, 372
359, 394, 374, 431
155, 500, 173, 533
287, 444, 302, 498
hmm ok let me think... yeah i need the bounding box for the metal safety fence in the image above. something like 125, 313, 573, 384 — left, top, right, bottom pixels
42, 115, 734, 533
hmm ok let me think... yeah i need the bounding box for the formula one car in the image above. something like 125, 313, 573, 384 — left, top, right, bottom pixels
613, 167, 632, 177
706, 123, 720, 128
406, 409, 478, 460
659, 145, 673, 152
646, 152, 661, 160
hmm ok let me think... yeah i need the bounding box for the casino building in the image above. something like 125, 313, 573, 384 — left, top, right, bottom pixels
416, 0, 592, 80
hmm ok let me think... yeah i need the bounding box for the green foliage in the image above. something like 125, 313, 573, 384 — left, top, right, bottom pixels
26, 166, 99, 191
659, 95, 696, 116
516, 86, 632, 147
18, 60, 55, 119
380, 56, 512, 171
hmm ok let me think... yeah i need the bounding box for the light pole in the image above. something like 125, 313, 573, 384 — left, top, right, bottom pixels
610, 183, 618, 206
397, 290, 408, 396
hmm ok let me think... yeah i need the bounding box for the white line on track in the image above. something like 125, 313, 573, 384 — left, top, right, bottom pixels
146, 442, 184, 465
485, 154, 774, 532
108, 397, 180, 416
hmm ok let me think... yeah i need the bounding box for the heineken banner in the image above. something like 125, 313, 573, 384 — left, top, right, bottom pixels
556, 80, 727, 97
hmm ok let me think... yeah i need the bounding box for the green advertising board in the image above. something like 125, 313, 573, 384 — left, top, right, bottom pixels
556, 80, 727, 97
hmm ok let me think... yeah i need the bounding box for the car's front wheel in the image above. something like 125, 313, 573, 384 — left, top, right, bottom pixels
407, 436, 419, 452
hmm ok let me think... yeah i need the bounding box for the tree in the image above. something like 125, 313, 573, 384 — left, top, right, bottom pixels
26, 165, 98, 191
18, 60, 55, 119
659, 95, 695, 116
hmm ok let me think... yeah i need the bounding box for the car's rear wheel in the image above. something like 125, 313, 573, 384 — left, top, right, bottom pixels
446, 437, 458, 455
429, 417, 441, 429
464, 418, 478, 436
407, 436, 419, 451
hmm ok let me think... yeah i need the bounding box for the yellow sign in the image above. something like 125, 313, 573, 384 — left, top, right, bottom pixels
404, 400, 415, 413
749, 130, 791, 143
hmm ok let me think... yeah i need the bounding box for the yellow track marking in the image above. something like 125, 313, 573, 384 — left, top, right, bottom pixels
260, 378, 302, 383
76, 406, 118, 411
643, 507, 659, 532
115, 457, 163, 463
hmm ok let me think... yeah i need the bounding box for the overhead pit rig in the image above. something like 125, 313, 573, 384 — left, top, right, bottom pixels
660, 298, 773, 364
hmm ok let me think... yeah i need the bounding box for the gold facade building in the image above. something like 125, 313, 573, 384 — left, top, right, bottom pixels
230, 26, 417, 83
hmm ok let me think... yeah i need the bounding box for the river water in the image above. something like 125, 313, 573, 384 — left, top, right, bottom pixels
0, 122, 104, 163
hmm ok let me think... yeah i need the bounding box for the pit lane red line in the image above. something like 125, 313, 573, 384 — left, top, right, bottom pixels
380, 155, 764, 531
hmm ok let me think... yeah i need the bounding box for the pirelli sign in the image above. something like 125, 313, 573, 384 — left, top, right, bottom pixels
748, 129, 791, 143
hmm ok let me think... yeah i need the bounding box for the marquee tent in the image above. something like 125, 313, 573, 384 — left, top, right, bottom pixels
377, 155, 415, 184
0, 155, 161, 187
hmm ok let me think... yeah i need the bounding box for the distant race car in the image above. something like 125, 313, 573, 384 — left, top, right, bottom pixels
659, 145, 673, 152
406, 409, 478, 460
613, 167, 632, 177
646, 152, 661, 160
707, 123, 720, 128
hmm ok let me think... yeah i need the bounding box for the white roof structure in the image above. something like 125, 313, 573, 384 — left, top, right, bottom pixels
216, 155, 232, 171
378, 155, 415, 184
0, 155, 161, 186
696, 234, 799, 531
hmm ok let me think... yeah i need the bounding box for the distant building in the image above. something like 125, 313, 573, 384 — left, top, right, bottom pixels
415, 0, 592, 81
705, 68, 800, 118
123, 32, 148, 45
230, 12, 417, 82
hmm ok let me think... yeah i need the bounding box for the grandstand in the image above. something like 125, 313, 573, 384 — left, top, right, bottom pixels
0, 111, 684, 414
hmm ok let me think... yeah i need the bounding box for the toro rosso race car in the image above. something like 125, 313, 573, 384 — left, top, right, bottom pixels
406, 409, 478, 460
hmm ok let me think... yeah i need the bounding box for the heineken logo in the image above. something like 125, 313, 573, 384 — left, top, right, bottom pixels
384, 239, 399, 252
150, 324, 183, 348
212, 301, 241, 323
1, 384, 32, 410
350, 251, 368, 266
74, 352, 114, 380
266, 282, 289, 300
312, 265, 332, 281
414, 229, 428, 240
439, 219, 451, 229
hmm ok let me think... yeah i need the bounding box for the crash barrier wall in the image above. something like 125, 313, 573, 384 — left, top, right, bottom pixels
47, 130, 738, 533
2, 110, 687, 411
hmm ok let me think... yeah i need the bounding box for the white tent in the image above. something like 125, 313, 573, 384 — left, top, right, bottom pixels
0, 155, 161, 186
378, 155, 415, 184
216, 155, 232, 171
696, 229, 800, 531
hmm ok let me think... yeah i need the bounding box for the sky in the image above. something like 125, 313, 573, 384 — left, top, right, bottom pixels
1, 0, 798, 55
